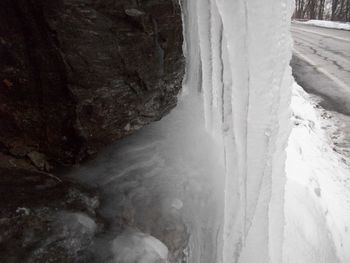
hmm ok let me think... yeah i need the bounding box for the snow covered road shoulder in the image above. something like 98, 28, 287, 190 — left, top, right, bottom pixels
284, 84, 350, 263
294, 20, 350, 30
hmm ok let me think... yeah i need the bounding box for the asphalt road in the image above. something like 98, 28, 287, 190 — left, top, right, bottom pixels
291, 22, 350, 161
291, 22, 350, 115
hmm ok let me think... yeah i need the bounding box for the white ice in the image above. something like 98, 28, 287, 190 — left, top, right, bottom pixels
183, 0, 294, 262
112, 229, 169, 263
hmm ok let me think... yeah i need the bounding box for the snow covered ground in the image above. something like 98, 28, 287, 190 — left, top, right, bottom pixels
284, 84, 350, 263
294, 20, 350, 30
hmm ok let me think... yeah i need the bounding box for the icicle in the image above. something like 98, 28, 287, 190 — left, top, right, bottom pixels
183, 0, 293, 262
197, 0, 213, 130
209, 0, 224, 137
180, 0, 201, 95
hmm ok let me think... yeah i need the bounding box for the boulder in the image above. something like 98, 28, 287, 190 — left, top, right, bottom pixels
0, 0, 184, 165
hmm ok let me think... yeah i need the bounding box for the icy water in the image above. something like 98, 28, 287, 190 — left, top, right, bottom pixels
67, 96, 225, 263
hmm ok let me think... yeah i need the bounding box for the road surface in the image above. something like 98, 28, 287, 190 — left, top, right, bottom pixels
291, 22, 350, 115
291, 22, 350, 161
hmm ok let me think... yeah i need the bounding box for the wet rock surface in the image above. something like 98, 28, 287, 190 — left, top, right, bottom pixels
0, 97, 223, 263
0, 0, 184, 165
0, 166, 100, 263
66, 98, 225, 263
0, 1, 189, 262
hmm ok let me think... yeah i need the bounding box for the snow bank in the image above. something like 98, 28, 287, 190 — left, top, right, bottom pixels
285, 84, 350, 263
295, 20, 350, 30
183, 0, 294, 262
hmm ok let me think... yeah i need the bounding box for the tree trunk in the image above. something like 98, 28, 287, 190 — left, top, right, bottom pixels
318, 0, 325, 20
331, 0, 339, 20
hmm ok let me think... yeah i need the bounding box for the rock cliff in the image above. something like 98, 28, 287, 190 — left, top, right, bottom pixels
0, 1, 185, 261
0, 0, 184, 166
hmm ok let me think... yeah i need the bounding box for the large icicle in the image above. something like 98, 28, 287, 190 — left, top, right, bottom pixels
183, 0, 294, 262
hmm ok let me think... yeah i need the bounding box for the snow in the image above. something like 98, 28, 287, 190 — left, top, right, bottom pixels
294, 20, 350, 30
284, 84, 350, 263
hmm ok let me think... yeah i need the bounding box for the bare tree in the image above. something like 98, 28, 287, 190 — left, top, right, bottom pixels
309, 0, 317, 19
295, 0, 305, 19
294, 0, 349, 21
331, 0, 339, 20
318, 0, 325, 19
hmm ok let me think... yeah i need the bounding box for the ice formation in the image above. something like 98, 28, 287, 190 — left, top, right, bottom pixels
182, 0, 294, 262
112, 229, 169, 263
68, 1, 350, 262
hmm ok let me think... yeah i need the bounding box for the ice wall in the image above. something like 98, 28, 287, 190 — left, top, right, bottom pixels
182, 0, 294, 262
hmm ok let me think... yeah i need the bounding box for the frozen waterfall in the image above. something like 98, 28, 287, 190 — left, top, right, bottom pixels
66, 1, 350, 262
182, 0, 294, 262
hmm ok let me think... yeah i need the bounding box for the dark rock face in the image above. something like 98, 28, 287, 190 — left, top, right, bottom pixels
0, 163, 100, 263
0, 0, 184, 164
0, 1, 185, 261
